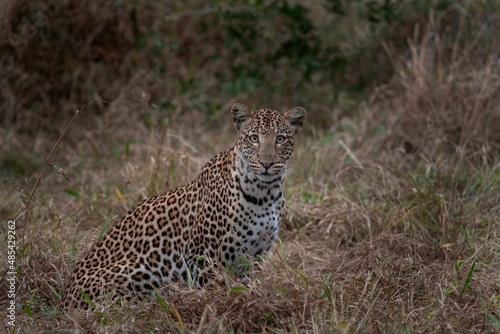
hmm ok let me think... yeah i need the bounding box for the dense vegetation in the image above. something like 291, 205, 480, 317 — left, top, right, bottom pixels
1, 0, 499, 332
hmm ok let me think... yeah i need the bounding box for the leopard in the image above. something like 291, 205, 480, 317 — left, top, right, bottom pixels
59, 103, 306, 309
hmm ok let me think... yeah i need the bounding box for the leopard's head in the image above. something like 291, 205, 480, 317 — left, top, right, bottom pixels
231, 103, 306, 183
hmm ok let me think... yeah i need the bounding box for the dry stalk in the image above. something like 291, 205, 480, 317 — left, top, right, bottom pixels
22, 104, 87, 226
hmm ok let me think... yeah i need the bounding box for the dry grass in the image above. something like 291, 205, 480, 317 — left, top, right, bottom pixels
1, 1, 499, 333
375, 14, 500, 162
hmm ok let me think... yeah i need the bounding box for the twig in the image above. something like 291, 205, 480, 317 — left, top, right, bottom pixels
339, 139, 364, 169
23, 105, 86, 226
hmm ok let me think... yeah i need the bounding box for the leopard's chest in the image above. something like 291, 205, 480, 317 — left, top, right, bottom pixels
222, 181, 283, 273
242, 202, 280, 257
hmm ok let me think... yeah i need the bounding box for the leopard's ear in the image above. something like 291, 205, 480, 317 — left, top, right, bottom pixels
231, 103, 253, 132
284, 107, 306, 134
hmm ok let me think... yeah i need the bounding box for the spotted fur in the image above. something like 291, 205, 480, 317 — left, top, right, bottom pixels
59, 103, 306, 309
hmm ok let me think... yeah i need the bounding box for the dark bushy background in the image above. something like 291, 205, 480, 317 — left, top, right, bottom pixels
1, 0, 498, 165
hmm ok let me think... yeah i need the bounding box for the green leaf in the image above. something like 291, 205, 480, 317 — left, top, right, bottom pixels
64, 188, 80, 197
460, 260, 476, 297
230, 286, 248, 293
77, 288, 95, 309
487, 313, 500, 328
98, 214, 114, 241
294, 269, 308, 284
23, 291, 36, 318
454, 260, 463, 273
125, 139, 131, 157
155, 289, 170, 312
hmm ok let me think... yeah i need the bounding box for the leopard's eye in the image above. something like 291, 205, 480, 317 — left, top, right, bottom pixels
249, 134, 259, 143
275, 135, 287, 144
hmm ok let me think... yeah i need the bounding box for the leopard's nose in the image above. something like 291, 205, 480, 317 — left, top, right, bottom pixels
259, 161, 273, 169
